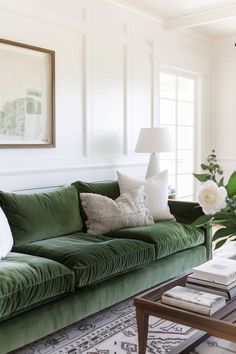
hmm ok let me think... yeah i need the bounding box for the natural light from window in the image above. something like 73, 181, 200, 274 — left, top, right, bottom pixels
159, 72, 196, 200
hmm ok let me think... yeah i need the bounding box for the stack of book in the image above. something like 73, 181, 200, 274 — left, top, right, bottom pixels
161, 285, 226, 316
186, 257, 236, 300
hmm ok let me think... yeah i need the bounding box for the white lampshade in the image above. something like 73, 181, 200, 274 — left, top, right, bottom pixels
135, 127, 173, 179
135, 127, 173, 153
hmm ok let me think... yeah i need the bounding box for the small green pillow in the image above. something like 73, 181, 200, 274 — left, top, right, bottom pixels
0, 186, 82, 246
71, 180, 120, 230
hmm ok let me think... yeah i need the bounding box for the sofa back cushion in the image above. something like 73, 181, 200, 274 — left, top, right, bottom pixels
0, 186, 82, 246
71, 180, 120, 230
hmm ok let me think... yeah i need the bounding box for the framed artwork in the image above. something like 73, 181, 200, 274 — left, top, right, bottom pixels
0, 38, 55, 147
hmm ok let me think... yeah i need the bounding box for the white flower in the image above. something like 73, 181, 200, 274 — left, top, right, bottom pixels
198, 180, 227, 215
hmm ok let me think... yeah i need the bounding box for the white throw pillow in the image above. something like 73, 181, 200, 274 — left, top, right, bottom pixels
0, 207, 13, 260
117, 170, 174, 221
80, 186, 154, 235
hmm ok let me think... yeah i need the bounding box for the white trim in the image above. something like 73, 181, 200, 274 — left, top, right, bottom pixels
0, 7, 88, 33
165, 4, 236, 30
81, 33, 88, 157
160, 65, 202, 79
105, 0, 164, 24
176, 28, 211, 44
194, 76, 201, 199
0, 162, 147, 177
175, 75, 178, 196
151, 42, 159, 127
0, 7, 210, 61
159, 68, 198, 199
12, 184, 65, 193
125, 43, 132, 157
123, 26, 129, 156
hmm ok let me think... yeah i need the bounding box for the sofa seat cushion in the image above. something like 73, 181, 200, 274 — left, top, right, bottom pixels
0, 252, 74, 321
14, 233, 155, 288
106, 221, 205, 260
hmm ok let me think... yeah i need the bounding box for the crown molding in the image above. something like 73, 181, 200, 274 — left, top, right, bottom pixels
0, 6, 87, 33
175, 28, 211, 44
165, 4, 236, 31
105, 0, 164, 24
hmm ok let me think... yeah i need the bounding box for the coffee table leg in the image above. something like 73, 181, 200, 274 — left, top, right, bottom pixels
136, 307, 149, 354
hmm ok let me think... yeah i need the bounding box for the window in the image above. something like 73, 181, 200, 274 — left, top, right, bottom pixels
159, 72, 196, 200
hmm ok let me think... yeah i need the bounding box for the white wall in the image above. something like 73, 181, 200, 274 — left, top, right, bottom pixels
0, 0, 210, 191
210, 37, 236, 178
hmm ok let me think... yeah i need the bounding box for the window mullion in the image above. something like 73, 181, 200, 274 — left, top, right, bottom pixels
175, 77, 178, 198
159, 71, 196, 200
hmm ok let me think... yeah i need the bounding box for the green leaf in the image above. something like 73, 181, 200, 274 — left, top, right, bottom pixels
226, 171, 236, 197
210, 219, 232, 226
218, 177, 224, 187
214, 212, 236, 226
214, 238, 227, 250
212, 227, 236, 241
213, 211, 233, 221
201, 164, 208, 170
193, 173, 211, 182
218, 220, 236, 228
213, 211, 229, 218
191, 215, 213, 228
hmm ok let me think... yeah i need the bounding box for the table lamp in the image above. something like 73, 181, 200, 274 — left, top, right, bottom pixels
135, 127, 173, 179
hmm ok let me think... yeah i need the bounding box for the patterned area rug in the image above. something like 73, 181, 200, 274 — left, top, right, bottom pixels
13, 298, 236, 354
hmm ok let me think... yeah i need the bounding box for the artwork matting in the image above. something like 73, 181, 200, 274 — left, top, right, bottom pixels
0, 38, 55, 148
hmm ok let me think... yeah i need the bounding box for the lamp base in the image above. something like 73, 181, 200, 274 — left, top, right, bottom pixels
145, 152, 160, 179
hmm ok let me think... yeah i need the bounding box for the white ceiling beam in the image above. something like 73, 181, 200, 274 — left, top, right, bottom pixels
106, 0, 163, 23
165, 4, 236, 30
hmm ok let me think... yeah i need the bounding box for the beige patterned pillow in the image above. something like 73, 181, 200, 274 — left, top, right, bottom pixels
80, 186, 154, 235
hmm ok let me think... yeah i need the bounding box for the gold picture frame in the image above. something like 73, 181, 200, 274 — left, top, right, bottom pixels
0, 38, 55, 147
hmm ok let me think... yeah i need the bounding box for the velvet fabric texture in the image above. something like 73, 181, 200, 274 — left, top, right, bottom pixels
14, 233, 156, 287
0, 245, 208, 354
0, 252, 74, 321
0, 182, 213, 353
0, 186, 82, 246
106, 221, 205, 260
71, 180, 120, 230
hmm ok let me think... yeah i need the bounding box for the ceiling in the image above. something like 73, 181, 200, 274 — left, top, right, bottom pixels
115, 0, 236, 38
0, 0, 236, 39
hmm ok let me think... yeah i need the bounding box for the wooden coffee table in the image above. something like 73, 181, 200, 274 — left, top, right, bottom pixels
134, 274, 236, 354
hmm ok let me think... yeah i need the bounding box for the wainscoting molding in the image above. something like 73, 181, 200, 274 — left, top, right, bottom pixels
0, 0, 210, 191
0, 162, 147, 192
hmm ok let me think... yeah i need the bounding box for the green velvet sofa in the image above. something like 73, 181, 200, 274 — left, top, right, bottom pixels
0, 180, 212, 354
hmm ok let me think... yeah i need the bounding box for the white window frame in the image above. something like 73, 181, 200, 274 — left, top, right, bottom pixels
158, 67, 201, 200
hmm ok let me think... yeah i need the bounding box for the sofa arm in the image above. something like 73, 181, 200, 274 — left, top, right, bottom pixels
168, 199, 212, 260
168, 200, 204, 224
